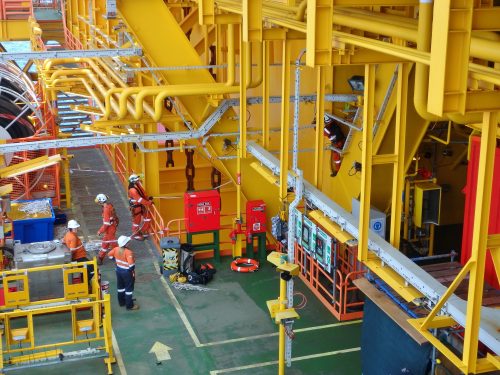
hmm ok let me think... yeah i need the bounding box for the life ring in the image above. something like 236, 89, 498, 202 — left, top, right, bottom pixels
231, 258, 259, 273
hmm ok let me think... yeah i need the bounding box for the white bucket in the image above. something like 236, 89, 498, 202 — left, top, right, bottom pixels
101, 280, 110, 295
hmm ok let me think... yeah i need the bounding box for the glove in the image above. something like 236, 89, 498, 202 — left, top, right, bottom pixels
131, 270, 136, 279
97, 231, 103, 237
149, 196, 154, 201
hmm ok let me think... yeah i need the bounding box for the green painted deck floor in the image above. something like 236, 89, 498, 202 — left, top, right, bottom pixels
9, 149, 361, 375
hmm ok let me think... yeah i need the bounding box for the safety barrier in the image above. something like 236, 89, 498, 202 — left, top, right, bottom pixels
293, 241, 365, 321
0, 260, 114, 373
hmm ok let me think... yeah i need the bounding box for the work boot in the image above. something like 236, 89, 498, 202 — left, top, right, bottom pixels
330, 171, 338, 177
127, 304, 140, 311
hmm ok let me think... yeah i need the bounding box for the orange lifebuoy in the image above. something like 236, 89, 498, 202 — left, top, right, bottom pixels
231, 258, 259, 273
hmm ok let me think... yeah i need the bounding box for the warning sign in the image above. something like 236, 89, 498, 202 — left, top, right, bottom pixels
196, 201, 213, 215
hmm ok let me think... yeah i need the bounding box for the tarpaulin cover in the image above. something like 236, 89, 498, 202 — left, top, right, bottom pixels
361, 299, 431, 375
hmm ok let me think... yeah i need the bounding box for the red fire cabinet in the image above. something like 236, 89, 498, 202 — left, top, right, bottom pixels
246, 200, 266, 234
184, 190, 221, 233
461, 136, 500, 289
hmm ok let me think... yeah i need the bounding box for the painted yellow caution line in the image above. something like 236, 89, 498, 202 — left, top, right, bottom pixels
209, 347, 361, 374
152, 251, 361, 349
112, 329, 128, 375
199, 320, 362, 347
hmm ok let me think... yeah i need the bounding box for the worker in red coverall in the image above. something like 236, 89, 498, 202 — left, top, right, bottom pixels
62, 219, 94, 284
323, 114, 346, 177
128, 174, 153, 241
95, 193, 119, 265
108, 236, 139, 310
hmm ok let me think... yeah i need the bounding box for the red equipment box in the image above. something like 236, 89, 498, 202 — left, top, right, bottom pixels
246, 200, 266, 234
184, 190, 221, 233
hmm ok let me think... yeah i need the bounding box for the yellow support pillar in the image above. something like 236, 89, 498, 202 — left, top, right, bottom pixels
389, 63, 409, 248
314, 66, 326, 189
62, 148, 72, 209
262, 40, 270, 149
358, 64, 375, 263
306, 0, 333, 67
462, 111, 498, 373
278, 276, 287, 375
279, 40, 291, 205
427, 0, 473, 116
144, 123, 160, 220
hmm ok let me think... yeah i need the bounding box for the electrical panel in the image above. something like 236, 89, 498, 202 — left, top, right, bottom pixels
414, 182, 441, 227
351, 198, 386, 239
246, 200, 266, 234
184, 190, 221, 233
315, 228, 332, 273
302, 216, 316, 256
295, 209, 302, 246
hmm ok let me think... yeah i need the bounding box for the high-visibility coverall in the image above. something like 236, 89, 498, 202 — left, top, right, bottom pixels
324, 120, 346, 177
63, 230, 94, 281
128, 183, 153, 240
108, 246, 136, 309
97, 202, 118, 260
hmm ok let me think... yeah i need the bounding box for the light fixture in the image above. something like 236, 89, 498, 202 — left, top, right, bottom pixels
348, 75, 365, 92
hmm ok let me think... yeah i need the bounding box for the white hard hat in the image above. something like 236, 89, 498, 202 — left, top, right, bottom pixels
128, 174, 140, 183
67, 219, 80, 229
95, 193, 108, 204
117, 235, 131, 247
324, 113, 333, 123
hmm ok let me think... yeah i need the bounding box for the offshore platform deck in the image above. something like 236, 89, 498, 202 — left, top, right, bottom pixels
0, 1, 499, 374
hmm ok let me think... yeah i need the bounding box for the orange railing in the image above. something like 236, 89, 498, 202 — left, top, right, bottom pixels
0, 0, 33, 20
64, 26, 83, 49
292, 240, 365, 321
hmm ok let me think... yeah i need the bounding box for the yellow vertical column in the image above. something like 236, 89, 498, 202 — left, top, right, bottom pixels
314, 66, 326, 188
462, 111, 497, 373
389, 63, 409, 248
262, 40, 270, 149
144, 123, 160, 215
233, 30, 248, 258
358, 64, 375, 262
279, 39, 291, 205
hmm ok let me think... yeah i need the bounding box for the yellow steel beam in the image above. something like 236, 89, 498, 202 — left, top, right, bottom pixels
372, 154, 398, 165
306, 0, 333, 67
243, 0, 262, 42
358, 64, 375, 263
364, 259, 423, 302
463, 112, 498, 373
262, 40, 270, 149
0, 184, 13, 196
0, 155, 62, 179
308, 210, 354, 244
428, 0, 473, 116
313, 66, 326, 189
472, 8, 500, 31
407, 318, 468, 373
279, 40, 291, 204
390, 63, 409, 249
198, 0, 215, 25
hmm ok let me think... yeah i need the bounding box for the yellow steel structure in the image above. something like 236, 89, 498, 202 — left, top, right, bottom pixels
27, 0, 500, 373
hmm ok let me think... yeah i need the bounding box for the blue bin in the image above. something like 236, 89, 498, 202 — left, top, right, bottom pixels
12, 199, 55, 244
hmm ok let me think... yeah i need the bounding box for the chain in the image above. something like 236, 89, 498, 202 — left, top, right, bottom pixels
210, 167, 222, 191
185, 149, 195, 191
164, 128, 174, 167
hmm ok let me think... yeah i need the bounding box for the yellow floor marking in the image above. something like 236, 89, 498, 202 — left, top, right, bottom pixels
209, 347, 361, 374
151, 255, 202, 347
112, 329, 127, 375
